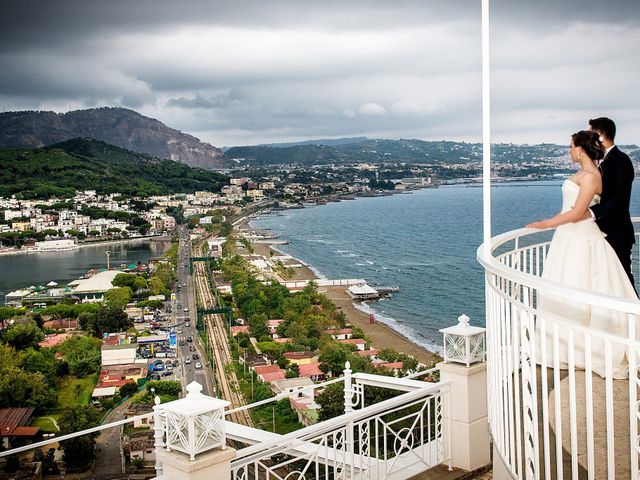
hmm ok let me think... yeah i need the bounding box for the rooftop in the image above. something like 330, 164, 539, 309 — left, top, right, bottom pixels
72, 269, 121, 293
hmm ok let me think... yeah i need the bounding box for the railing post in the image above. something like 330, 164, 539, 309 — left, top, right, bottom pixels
438, 314, 490, 472
153, 395, 164, 477
154, 382, 236, 480
344, 361, 354, 413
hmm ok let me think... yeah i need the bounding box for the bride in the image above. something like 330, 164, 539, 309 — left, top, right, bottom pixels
527, 130, 639, 379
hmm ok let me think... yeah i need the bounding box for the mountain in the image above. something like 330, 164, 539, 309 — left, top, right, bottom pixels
0, 138, 228, 199
225, 138, 640, 167
0, 107, 225, 169
225, 139, 570, 166
257, 137, 369, 148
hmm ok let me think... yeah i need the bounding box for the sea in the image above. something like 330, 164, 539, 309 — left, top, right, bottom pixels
251, 179, 640, 353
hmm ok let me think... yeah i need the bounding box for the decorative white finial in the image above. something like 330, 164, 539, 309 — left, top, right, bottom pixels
440, 314, 486, 367
154, 395, 161, 406
186, 381, 203, 399
345, 361, 351, 370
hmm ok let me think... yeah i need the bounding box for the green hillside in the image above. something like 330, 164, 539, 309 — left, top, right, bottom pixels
0, 138, 228, 199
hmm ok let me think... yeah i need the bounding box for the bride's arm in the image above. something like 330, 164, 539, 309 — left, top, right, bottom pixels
526, 175, 599, 229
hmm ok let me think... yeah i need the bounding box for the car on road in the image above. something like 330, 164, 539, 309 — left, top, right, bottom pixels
189, 346, 196, 352
195, 362, 202, 369
185, 358, 192, 364
179, 340, 186, 346
177, 329, 183, 334
187, 336, 192, 342
183, 307, 189, 312
192, 354, 199, 360
185, 322, 190, 327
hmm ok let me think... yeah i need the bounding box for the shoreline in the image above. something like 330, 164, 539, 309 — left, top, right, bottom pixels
251, 239, 440, 366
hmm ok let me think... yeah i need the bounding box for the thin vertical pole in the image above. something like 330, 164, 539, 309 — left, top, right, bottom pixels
482, 0, 492, 255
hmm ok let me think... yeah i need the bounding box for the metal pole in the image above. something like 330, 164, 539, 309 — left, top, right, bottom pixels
482, 0, 492, 255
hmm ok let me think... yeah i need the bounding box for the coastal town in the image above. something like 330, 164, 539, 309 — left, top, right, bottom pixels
0, 175, 438, 479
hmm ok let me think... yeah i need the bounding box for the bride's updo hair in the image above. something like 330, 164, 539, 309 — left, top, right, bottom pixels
572, 130, 605, 161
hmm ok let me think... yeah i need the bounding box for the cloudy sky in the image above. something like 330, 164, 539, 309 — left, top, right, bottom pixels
2, 0, 639, 147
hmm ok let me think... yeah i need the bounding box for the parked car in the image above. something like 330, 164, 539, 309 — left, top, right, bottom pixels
185, 358, 192, 365
154, 364, 165, 371
164, 360, 173, 365
195, 362, 202, 369
179, 340, 186, 346
187, 336, 192, 342
154, 359, 164, 365
185, 322, 190, 327
172, 360, 179, 367
189, 346, 196, 352
149, 374, 160, 381
192, 354, 199, 360
162, 370, 173, 376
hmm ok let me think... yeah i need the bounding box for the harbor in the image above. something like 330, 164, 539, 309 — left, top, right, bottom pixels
0, 238, 171, 304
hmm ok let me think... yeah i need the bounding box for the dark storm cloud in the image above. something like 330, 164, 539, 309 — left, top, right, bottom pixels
1, 0, 639, 145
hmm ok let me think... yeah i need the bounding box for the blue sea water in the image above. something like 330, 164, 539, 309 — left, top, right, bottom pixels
251, 180, 640, 352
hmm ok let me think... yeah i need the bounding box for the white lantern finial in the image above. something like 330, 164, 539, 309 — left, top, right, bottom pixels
156, 381, 230, 460
440, 314, 486, 367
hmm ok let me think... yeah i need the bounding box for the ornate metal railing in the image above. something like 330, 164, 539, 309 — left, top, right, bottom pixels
0, 369, 445, 480
230, 378, 449, 480
477, 218, 640, 480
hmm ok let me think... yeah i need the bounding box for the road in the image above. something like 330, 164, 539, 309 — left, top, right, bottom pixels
173, 226, 214, 396
93, 400, 131, 479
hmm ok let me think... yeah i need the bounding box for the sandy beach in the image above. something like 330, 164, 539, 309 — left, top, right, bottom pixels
252, 241, 440, 366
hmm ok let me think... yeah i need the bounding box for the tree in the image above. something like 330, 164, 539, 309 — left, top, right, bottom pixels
57, 335, 101, 377
90, 304, 132, 337
112, 273, 136, 288
318, 343, 352, 376
316, 382, 345, 421
2, 320, 44, 350
132, 276, 147, 291
119, 381, 138, 398
59, 406, 101, 469
0, 306, 21, 329
247, 313, 269, 340
0, 343, 57, 409
20, 348, 58, 382
104, 287, 132, 309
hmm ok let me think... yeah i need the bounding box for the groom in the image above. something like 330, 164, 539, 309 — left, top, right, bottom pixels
588, 117, 636, 287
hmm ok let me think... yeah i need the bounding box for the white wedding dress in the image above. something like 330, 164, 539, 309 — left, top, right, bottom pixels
536, 179, 639, 379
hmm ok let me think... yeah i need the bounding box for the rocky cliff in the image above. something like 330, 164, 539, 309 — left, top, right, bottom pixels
0, 107, 225, 169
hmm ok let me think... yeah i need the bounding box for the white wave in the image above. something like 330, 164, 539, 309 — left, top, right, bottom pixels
365, 260, 374, 265
352, 302, 443, 356
336, 250, 350, 253
355, 263, 366, 266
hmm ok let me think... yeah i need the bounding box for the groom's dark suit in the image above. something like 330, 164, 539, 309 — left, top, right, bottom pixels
590, 145, 636, 285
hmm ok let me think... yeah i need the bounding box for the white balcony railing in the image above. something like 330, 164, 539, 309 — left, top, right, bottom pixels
477, 219, 640, 480
0, 369, 448, 480
230, 372, 449, 480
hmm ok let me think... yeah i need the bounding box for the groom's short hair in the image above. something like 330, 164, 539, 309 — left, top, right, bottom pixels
589, 117, 616, 141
